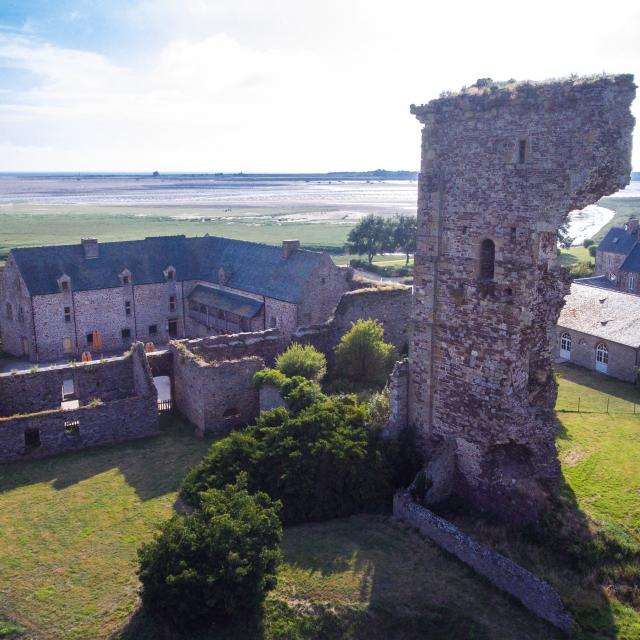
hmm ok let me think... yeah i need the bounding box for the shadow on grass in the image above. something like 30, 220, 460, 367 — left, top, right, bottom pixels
0, 416, 209, 501
556, 361, 640, 404
437, 473, 632, 640
116, 514, 563, 640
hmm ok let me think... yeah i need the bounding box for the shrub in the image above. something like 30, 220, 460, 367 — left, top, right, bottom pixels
568, 260, 594, 278
583, 238, 595, 248
253, 368, 288, 390
588, 245, 597, 257
333, 319, 398, 388
279, 375, 325, 413
181, 396, 401, 524
138, 476, 282, 632
366, 386, 391, 431
276, 343, 327, 381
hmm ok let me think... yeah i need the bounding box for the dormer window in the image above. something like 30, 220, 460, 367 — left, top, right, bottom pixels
58, 274, 71, 293
119, 269, 132, 286
164, 266, 176, 282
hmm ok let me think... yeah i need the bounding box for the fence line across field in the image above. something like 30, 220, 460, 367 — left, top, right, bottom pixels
556, 396, 640, 414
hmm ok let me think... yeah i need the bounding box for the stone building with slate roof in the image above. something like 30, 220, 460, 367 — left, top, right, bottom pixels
594, 217, 640, 292
0, 235, 350, 362
556, 282, 640, 381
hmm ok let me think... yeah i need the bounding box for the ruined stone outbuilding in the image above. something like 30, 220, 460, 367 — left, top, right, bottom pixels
409, 75, 636, 522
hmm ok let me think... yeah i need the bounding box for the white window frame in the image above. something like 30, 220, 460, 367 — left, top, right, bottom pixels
628, 274, 636, 291
559, 332, 571, 359
595, 343, 608, 373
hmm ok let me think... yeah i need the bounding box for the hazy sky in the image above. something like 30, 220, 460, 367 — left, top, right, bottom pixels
0, 0, 639, 172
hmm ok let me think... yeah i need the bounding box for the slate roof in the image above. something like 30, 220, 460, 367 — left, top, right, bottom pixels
558, 282, 640, 348
620, 244, 640, 273
11, 236, 326, 304
597, 227, 637, 254
188, 285, 263, 318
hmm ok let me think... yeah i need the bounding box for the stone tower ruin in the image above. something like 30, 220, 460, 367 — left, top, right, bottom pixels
409, 75, 636, 522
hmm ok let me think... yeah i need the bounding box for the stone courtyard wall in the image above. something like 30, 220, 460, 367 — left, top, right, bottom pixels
393, 490, 574, 633
294, 285, 412, 361
0, 349, 142, 418
0, 343, 158, 462
171, 343, 263, 437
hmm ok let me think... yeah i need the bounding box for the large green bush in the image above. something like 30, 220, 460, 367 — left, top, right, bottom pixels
275, 343, 327, 381
181, 396, 408, 524
253, 368, 325, 413
137, 477, 282, 632
333, 319, 398, 388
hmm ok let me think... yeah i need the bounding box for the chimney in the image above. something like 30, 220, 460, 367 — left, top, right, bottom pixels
625, 218, 639, 237
282, 239, 300, 259
81, 238, 99, 259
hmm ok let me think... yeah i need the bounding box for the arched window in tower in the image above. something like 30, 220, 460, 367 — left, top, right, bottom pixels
479, 239, 495, 281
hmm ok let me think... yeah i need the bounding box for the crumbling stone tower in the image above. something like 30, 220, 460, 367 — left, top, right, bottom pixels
409, 75, 635, 522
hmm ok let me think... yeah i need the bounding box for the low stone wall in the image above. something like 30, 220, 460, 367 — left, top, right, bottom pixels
393, 490, 574, 633
172, 343, 263, 437
0, 343, 159, 463
0, 353, 139, 418
180, 328, 284, 366
293, 286, 412, 362
0, 394, 158, 463
382, 359, 409, 437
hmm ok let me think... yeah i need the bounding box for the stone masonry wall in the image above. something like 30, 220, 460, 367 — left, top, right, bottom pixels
0, 255, 35, 359
294, 285, 412, 361
409, 75, 636, 522
393, 490, 574, 633
382, 359, 409, 438
184, 328, 284, 366
0, 395, 158, 463
0, 343, 158, 462
0, 352, 139, 417
171, 343, 263, 437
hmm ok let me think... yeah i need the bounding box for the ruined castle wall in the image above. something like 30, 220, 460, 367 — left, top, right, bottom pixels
409, 75, 636, 521
293, 286, 412, 359
0, 395, 158, 463
171, 344, 263, 436
182, 329, 284, 366
0, 353, 138, 417
393, 491, 574, 633
382, 359, 410, 437
0, 344, 158, 462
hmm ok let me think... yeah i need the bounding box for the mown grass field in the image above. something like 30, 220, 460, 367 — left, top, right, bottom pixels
2, 368, 640, 638
1, 423, 559, 640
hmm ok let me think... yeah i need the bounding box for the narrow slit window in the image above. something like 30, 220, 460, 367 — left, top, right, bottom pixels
479, 239, 495, 281
518, 139, 527, 164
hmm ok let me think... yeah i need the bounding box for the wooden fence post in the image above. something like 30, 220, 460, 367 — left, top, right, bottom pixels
577, 397, 580, 413
606, 398, 610, 414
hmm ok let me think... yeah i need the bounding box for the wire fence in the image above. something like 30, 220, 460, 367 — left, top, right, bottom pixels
556, 395, 640, 414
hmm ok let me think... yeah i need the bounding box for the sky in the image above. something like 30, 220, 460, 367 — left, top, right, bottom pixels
0, 0, 639, 173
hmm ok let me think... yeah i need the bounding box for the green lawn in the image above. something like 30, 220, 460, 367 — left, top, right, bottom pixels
3, 367, 640, 638
0, 205, 353, 263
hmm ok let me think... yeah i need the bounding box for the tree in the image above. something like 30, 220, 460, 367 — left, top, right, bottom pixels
137, 476, 282, 632
557, 220, 574, 249
180, 396, 397, 524
392, 215, 417, 265
588, 245, 597, 257
275, 343, 327, 381
333, 319, 398, 388
346, 214, 394, 264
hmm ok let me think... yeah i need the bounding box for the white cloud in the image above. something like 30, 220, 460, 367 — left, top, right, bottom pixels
0, 0, 638, 171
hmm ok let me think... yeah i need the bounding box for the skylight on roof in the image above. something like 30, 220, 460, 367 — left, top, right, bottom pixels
613, 237, 619, 243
